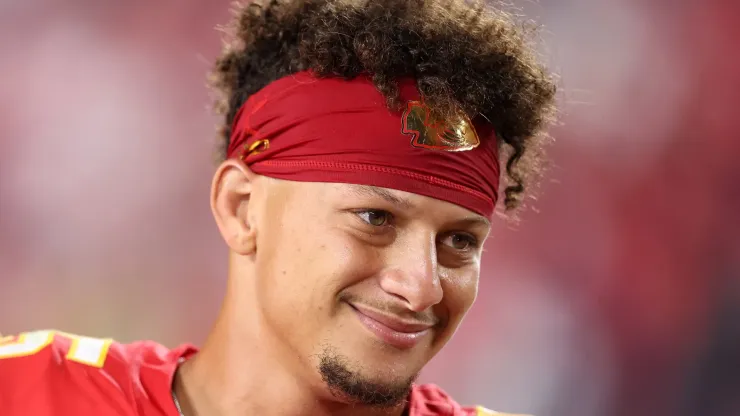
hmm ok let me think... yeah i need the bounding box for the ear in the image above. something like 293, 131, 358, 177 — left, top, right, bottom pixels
210, 159, 259, 255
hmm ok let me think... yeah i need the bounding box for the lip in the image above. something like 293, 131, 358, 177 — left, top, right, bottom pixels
348, 303, 434, 349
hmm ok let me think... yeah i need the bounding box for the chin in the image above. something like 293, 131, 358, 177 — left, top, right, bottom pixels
317, 347, 419, 408
324, 340, 425, 378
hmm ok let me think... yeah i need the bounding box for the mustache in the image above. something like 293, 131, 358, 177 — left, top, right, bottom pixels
338, 292, 440, 327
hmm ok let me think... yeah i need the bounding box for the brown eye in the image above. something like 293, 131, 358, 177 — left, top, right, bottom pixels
441, 233, 477, 251
357, 210, 391, 227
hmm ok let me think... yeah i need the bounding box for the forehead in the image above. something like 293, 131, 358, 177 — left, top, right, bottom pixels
340, 184, 414, 209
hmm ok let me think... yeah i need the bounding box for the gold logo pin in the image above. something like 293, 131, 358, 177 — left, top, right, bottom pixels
401, 101, 480, 152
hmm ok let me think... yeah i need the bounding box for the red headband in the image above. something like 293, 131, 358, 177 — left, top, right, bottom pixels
226, 71, 500, 217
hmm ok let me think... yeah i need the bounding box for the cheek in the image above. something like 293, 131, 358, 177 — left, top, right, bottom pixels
330, 235, 383, 286
256, 222, 378, 319
252, 217, 316, 316
258, 230, 319, 301
440, 268, 479, 324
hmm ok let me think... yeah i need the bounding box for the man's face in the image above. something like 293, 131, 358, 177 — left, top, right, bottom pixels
250, 178, 489, 406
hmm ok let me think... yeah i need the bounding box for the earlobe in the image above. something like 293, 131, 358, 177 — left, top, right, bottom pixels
210, 159, 258, 255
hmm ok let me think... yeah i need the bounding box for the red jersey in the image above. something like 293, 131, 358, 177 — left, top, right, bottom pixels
0, 330, 520, 416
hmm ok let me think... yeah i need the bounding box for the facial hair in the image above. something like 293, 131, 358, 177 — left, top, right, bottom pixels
318, 346, 417, 408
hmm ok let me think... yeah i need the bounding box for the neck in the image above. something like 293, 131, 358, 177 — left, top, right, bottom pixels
172, 272, 408, 416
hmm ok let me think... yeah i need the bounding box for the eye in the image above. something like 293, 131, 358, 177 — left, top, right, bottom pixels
356, 210, 393, 227
440, 233, 478, 251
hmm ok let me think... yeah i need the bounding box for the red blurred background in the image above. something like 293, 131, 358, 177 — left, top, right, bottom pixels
1, 1, 738, 415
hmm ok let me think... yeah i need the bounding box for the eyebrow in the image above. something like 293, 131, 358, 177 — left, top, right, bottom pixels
452, 216, 491, 229
346, 185, 415, 210
345, 184, 492, 228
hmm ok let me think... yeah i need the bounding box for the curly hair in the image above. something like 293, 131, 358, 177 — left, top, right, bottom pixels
209, 0, 557, 212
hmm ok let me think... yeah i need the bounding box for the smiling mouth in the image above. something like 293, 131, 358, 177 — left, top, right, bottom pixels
347, 303, 435, 349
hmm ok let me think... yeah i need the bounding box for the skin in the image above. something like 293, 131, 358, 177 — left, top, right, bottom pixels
173, 158, 491, 416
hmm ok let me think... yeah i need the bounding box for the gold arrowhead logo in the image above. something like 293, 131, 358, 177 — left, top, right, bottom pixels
401, 101, 480, 152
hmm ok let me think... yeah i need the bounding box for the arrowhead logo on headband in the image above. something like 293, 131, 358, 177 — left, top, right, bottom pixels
401, 101, 480, 152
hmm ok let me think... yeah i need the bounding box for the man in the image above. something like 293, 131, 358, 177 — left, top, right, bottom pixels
0, 0, 556, 415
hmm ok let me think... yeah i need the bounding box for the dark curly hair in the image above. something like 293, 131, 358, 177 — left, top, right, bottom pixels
209, 0, 557, 212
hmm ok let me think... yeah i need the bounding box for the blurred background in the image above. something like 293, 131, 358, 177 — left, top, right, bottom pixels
1, 0, 738, 415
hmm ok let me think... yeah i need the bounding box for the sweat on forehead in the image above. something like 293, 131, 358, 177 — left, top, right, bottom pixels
227, 72, 501, 218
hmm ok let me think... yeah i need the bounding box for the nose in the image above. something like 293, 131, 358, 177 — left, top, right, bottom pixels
378, 233, 443, 312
